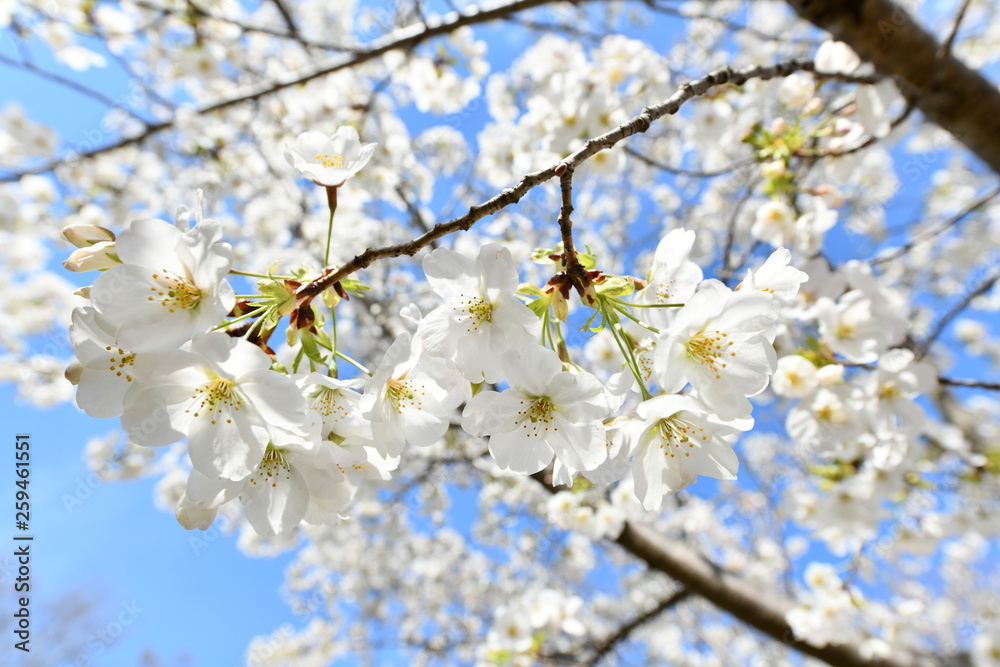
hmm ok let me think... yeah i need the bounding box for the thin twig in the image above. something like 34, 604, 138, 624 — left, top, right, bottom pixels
298, 59, 859, 299
872, 185, 1000, 264
917, 267, 1000, 358
557, 166, 579, 270
938, 377, 1000, 391
625, 146, 754, 178
0, 53, 147, 123
1, 0, 603, 183
941, 0, 973, 60
587, 589, 691, 666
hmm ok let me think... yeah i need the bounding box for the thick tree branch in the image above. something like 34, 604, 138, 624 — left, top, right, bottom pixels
528, 470, 921, 667
615, 522, 919, 667
784, 0, 1000, 174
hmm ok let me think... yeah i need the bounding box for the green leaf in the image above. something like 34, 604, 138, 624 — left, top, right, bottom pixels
340, 278, 371, 293
299, 330, 327, 366
595, 275, 635, 296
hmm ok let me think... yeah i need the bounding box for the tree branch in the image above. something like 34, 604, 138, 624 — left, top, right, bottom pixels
527, 470, 922, 667
297, 58, 862, 300
784, 0, 1000, 174
0, 0, 601, 182
938, 377, 1000, 391
917, 266, 1000, 358
587, 588, 691, 666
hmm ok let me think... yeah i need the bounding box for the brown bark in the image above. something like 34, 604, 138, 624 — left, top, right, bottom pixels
785, 0, 1000, 174
616, 522, 919, 667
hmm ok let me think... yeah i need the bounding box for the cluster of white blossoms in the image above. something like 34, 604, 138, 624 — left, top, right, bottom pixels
64, 141, 812, 536
64, 211, 396, 537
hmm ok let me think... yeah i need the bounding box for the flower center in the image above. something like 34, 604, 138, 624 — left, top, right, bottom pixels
685, 329, 735, 379
104, 345, 136, 382
877, 381, 900, 400
835, 323, 855, 339
387, 379, 426, 413
249, 446, 291, 489
187, 377, 242, 425
512, 395, 558, 438
310, 386, 348, 419
454, 295, 492, 331
147, 269, 202, 313
655, 417, 707, 458
655, 280, 678, 302
315, 153, 344, 168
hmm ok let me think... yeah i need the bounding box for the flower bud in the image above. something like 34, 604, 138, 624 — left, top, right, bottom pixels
551, 290, 569, 321
769, 118, 789, 137
834, 118, 854, 136
62, 224, 115, 248
816, 363, 844, 385
64, 361, 83, 386
63, 241, 120, 272
761, 160, 786, 179
802, 97, 824, 116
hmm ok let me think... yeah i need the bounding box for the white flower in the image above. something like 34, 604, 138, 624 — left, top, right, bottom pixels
772, 355, 819, 398
418, 243, 536, 383
654, 280, 780, 420
794, 197, 837, 255
488, 605, 534, 653
631, 393, 751, 510
298, 373, 371, 440
750, 201, 795, 247
786, 384, 866, 449
864, 348, 936, 437
779, 73, 816, 108
181, 422, 356, 538
284, 127, 376, 187
738, 247, 808, 303
461, 345, 611, 474
816, 290, 896, 363
121, 333, 314, 481
240, 440, 330, 537
68, 306, 146, 418
360, 333, 453, 456
815, 40, 861, 75
636, 228, 703, 328
89, 218, 234, 353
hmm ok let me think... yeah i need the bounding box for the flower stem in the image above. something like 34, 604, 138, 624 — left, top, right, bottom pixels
230, 269, 295, 280
324, 185, 339, 266
601, 300, 652, 400
335, 350, 371, 376
612, 302, 661, 334
329, 305, 339, 377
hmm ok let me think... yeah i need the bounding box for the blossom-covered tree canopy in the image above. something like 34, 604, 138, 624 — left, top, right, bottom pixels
3, 0, 1000, 665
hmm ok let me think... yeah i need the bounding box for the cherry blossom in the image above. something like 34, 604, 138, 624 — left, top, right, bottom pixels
461, 345, 611, 474
418, 243, 536, 383
121, 333, 314, 481
88, 218, 235, 353
653, 280, 780, 419
284, 127, 376, 187
631, 393, 752, 510
360, 333, 454, 456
